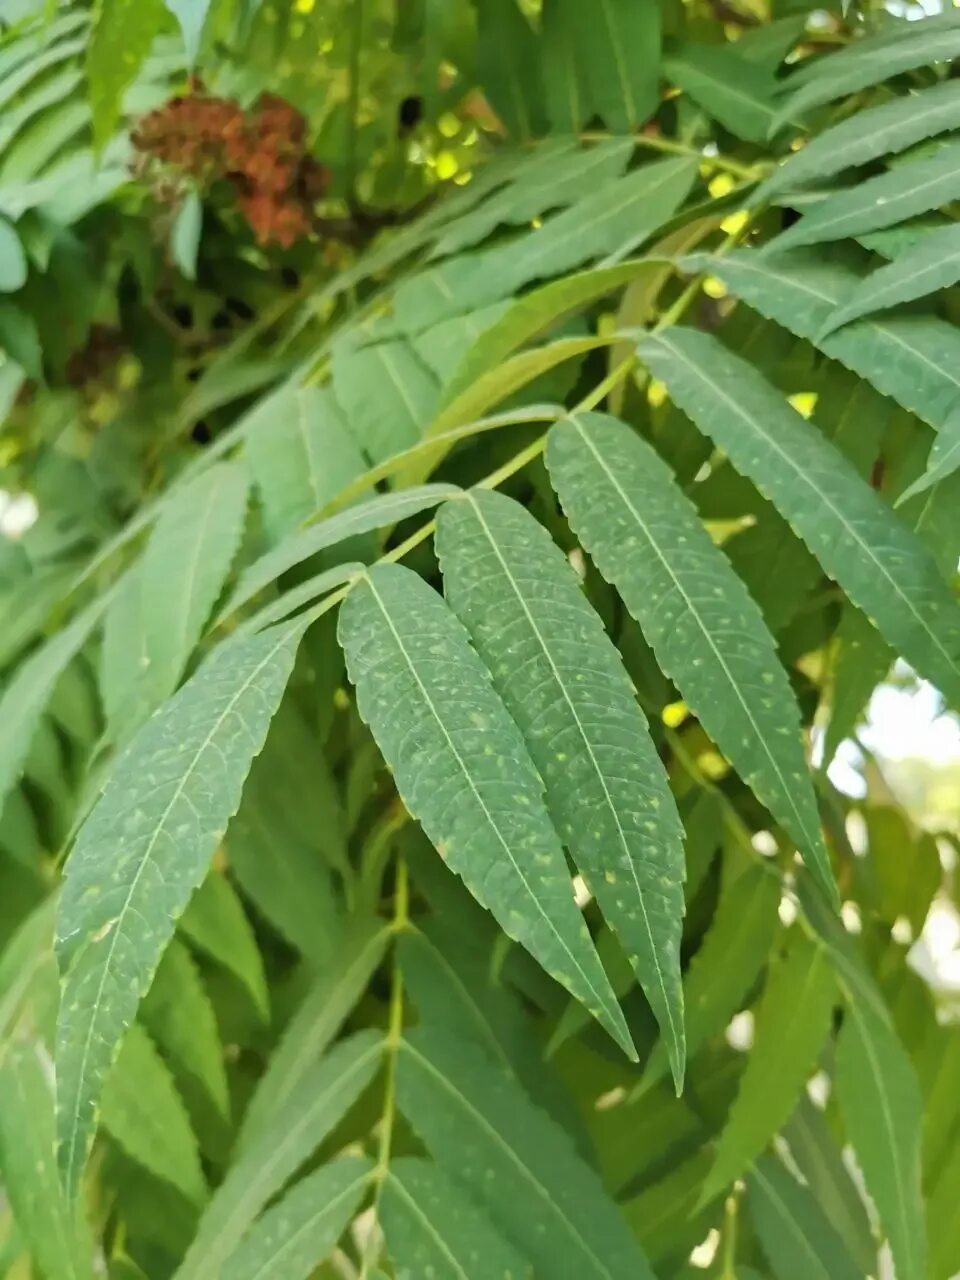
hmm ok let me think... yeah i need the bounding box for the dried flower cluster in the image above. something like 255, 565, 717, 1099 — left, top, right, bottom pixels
132, 91, 330, 247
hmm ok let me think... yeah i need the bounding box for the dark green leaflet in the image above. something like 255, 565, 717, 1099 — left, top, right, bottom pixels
748, 1154, 862, 1280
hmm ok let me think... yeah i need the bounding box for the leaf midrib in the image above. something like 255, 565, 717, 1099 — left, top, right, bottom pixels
241, 1171, 372, 1280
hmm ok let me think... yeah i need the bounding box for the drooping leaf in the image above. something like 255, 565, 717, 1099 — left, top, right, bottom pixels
700, 933, 835, 1202
140, 937, 229, 1118
771, 140, 960, 253
560, 0, 660, 133
101, 1023, 206, 1206
180, 871, 269, 1020
223, 1156, 373, 1280
0, 213, 28, 291
637, 328, 960, 709
547, 412, 836, 902
332, 336, 440, 464
436, 489, 686, 1086
397, 1027, 656, 1279
163, 0, 210, 65
174, 1031, 383, 1280
898, 404, 960, 504
476, 0, 545, 139
664, 43, 782, 143
757, 80, 960, 200
55, 618, 305, 1200
834, 995, 926, 1280
170, 189, 202, 280
540, 0, 587, 133
338, 563, 633, 1057
381, 1157, 530, 1280
748, 1154, 863, 1280
223, 484, 460, 620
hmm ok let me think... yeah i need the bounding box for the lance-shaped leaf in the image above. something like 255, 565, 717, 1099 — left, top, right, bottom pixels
564, 0, 660, 132
381, 1157, 530, 1280
547, 413, 836, 902
835, 996, 926, 1280
55, 618, 305, 1200
664, 42, 782, 143
637, 329, 960, 709
687, 246, 960, 431
180, 871, 269, 1020
223, 1156, 373, 1280
175, 1031, 383, 1280
770, 140, 960, 253
819, 222, 960, 336
757, 80, 960, 201
436, 489, 686, 1086
770, 21, 960, 127
397, 1028, 656, 1279
222, 483, 460, 620
338, 563, 632, 1057
898, 405, 960, 505
748, 1154, 863, 1280
700, 933, 836, 1203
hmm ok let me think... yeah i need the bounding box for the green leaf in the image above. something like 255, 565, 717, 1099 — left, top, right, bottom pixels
236, 562, 363, 637
822, 606, 892, 767
547, 412, 836, 902
835, 996, 926, 1280
541, 0, 587, 133
700, 933, 835, 1202
170, 189, 202, 280
476, 0, 545, 139
637, 328, 960, 710
770, 21, 960, 127
101, 1023, 206, 1205
636, 862, 781, 1094
436, 489, 686, 1086
820, 222, 960, 336
898, 405, 960, 504
0, 214, 27, 291
88, 0, 167, 146
243, 384, 369, 541
223, 1156, 373, 1280
748, 1154, 862, 1280
180, 871, 269, 1020
687, 246, 960, 430
0, 593, 108, 816
223, 484, 460, 620
163, 0, 209, 65
140, 938, 229, 1118
771, 140, 960, 253
238, 918, 389, 1149
55, 618, 305, 1200
381, 1157, 530, 1280
664, 43, 781, 143
332, 337, 440, 464
757, 80, 960, 201
339, 563, 632, 1056
397, 1027, 656, 1279
174, 1030, 383, 1280
0, 1040, 94, 1280
561, 0, 660, 132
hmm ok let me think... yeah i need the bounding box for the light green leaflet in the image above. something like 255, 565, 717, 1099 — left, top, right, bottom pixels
243, 384, 366, 540
180, 871, 269, 1020
0, 592, 108, 814
898, 405, 960, 504
436, 490, 686, 1087
140, 937, 229, 1118
561, 0, 660, 132
222, 483, 460, 619
636, 862, 780, 1095
175, 1031, 383, 1280
381, 1157, 529, 1280
163, 0, 210, 66
338, 563, 632, 1057
55, 617, 305, 1200
0, 212, 27, 290
757, 81, 960, 201
223, 1156, 373, 1280
835, 996, 926, 1280
100, 1023, 206, 1206
770, 22, 960, 128
237, 562, 363, 637
397, 1028, 656, 1279
686, 246, 960, 430
748, 1155, 863, 1280
771, 140, 960, 253
170, 188, 201, 280
664, 42, 781, 143
332, 336, 440, 464
126, 460, 249, 724
820, 222, 960, 336
547, 413, 836, 903
237, 918, 389, 1149
700, 934, 835, 1203
638, 329, 960, 709
0, 1041, 93, 1280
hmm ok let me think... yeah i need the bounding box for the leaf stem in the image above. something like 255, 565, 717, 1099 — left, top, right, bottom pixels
579, 129, 760, 180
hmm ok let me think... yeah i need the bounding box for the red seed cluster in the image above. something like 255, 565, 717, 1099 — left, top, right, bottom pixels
132, 91, 331, 247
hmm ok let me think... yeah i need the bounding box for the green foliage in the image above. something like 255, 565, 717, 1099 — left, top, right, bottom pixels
1, 2, 959, 1277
